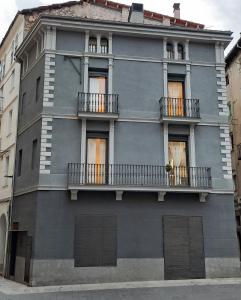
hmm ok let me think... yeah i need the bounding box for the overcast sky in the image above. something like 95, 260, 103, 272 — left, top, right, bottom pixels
0, 0, 240, 54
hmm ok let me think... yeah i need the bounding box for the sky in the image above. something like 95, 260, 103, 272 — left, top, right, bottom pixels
0, 0, 240, 54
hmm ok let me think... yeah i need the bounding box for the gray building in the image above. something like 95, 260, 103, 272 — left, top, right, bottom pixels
7, 3, 240, 286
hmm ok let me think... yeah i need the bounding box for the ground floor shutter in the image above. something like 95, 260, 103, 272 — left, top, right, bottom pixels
163, 215, 205, 280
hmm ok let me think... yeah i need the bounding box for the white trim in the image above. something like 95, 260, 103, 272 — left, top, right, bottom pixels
163, 123, 168, 165
173, 40, 178, 60
83, 56, 89, 93
185, 40, 189, 61
185, 64, 191, 99
85, 30, 89, 53
163, 38, 167, 59
163, 62, 168, 98
13, 185, 234, 197
109, 32, 113, 55
189, 125, 196, 167
109, 120, 115, 165
81, 119, 86, 164
108, 58, 113, 94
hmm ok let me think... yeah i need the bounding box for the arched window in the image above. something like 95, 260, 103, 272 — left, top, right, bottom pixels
100, 38, 108, 54
166, 43, 174, 59
89, 37, 97, 53
178, 43, 184, 60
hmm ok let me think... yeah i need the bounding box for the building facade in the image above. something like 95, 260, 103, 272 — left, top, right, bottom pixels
7, 4, 240, 286
0, 14, 25, 275
226, 37, 241, 259
0, 0, 201, 277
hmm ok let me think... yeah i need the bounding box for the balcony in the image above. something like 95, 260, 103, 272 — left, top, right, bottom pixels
78, 93, 119, 120
160, 97, 200, 123
68, 163, 211, 201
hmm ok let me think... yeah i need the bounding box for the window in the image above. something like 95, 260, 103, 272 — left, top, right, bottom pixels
89, 37, 97, 53
100, 38, 108, 54
4, 155, 9, 186
168, 136, 189, 186
167, 80, 185, 117
87, 135, 108, 184
226, 75, 229, 85
31, 139, 38, 170
36, 77, 41, 102
74, 215, 117, 267
88, 72, 108, 112
11, 69, 15, 89
167, 43, 174, 59
17, 149, 22, 177
8, 110, 13, 135
178, 43, 184, 60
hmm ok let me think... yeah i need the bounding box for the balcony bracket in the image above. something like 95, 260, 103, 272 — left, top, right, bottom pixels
70, 190, 78, 201
199, 192, 208, 203
116, 190, 124, 201
158, 191, 166, 202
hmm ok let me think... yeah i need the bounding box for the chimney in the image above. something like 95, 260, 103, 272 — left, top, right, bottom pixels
173, 3, 180, 19
128, 3, 144, 23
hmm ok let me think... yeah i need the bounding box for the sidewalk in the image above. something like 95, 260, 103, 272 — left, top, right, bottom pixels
0, 277, 241, 300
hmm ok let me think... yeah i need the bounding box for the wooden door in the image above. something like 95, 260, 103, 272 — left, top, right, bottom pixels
87, 138, 107, 184
168, 81, 184, 117
163, 216, 205, 280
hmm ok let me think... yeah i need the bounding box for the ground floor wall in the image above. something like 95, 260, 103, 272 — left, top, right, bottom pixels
0, 201, 9, 274
11, 191, 240, 286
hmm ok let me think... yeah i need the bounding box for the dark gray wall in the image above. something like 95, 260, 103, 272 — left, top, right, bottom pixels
51, 119, 82, 174
191, 66, 218, 118
56, 30, 85, 52
32, 191, 239, 259
113, 35, 163, 58
14, 120, 42, 192
53, 55, 83, 115
19, 57, 44, 130
113, 60, 162, 118
189, 42, 216, 62
115, 122, 164, 165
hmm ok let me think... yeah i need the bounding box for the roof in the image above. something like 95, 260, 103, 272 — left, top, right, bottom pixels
225, 36, 241, 68
1, 0, 204, 48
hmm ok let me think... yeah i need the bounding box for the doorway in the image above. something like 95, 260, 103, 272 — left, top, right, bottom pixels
86, 136, 108, 184
163, 216, 205, 280
0, 215, 7, 274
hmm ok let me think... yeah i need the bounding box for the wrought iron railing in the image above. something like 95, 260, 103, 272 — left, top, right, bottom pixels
78, 93, 119, 114
160, 97, 200, 119
68, 163, 211, 189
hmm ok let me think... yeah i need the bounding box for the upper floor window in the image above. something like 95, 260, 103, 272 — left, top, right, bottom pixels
100, 38, 108, 54
17, 149, 22, 177
167, 43, 174, 59
36, 77, 41, 102
31, 139, 38, 170
89, 37, 97, 53
178, 43, 184, 60
10, 69, 15, 89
